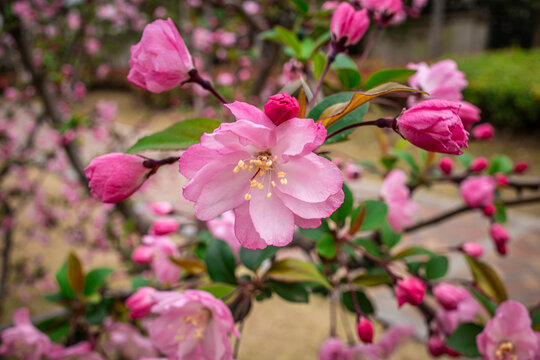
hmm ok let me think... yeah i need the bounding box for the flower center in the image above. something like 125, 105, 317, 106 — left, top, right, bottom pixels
496, 341, 516, 360
173, 307, 213, 342
233, 151, 288, 201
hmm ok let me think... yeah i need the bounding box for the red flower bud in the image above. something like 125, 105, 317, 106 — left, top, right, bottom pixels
263, 93, 300, 126
472, 123, 494, 140
482, 204, 496, 217
490, 224, 510, 256
470, 157, 488, 172
395, 278, 426, 307
514, 161, 529, 174
438, 157, 453, 175
462, 241, 484, 258
357, 317, 374, 343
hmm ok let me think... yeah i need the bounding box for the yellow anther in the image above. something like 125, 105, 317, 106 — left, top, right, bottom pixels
266, 192, 272, 199
233, 166, 239, 173
175, 335, 184, 341
280, 178, 288, 185
266, 160, 273, 167
168, 324, 173, 329
248, 165, 253, 171
257, 184, 264, 190
271, 181, 276, 187
259, 171, 265, 176
273, 155, 277, 161
250, 180, 258, 188
238, 160, 245, 167
244, 194, 251, 201
241, 164, 248, 170
278, 172, 286, 178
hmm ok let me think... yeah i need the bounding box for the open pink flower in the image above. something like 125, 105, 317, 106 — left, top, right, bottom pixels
361, 0, 403, 25
436, 288, 482, 336
128, 18, 194, 93
380, 170, 418, 232
477, 300, 538, 360
179, 101, 344, 249
47, 341, 104, 360
460, 176, 496, 208
147, 290, 239, 360
0, 308, 52, 360
407, 60, 468, 105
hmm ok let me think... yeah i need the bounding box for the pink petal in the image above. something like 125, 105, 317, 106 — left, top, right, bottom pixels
234, 202, 268, 249
224, 101, 275, 128
249, 187, 294, 246
276, 153, 343, 202
272, 118, 326, 161
294, 215, 321, 229
275, 188, 344, 219
178, 144, 220, 179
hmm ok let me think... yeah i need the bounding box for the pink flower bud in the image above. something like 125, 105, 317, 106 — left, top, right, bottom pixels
482, 204, 496, 217
462, 242, 484, 258
345, 162, 362, 180
514, 161, 529, 174
490, 224, 509, 256
84, 153, 150, 204
132, 245, 154, 264
357, 317, 374, 343
427, 336, 446, 357
438, 157, 453, 175
150, 201, 173, 215
149, 217, 179, 236
330, 3, 369, 47
395, 277, 425, 307
125, 287, 156, 319
127, 18, 194, 93
460, 176, 496, 208
470, 157, 488, 172
433, 283, 465, 311
495, 174, 509, 187
456, 101, 481, 130
472, 123, 494, 140
263, 93, 300, 126
397, 100, 469, 155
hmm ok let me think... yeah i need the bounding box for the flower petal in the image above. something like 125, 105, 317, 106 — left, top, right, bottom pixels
225, 101, 275, 128
276, 153, 343, 202
249, 186, 294, 247
275, 188, 344, 219
233, 202, 268, 249
179, 144, 220, 179
272, 118, 326, 161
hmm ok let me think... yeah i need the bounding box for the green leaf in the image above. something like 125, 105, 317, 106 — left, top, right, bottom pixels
300, 219, 331, 242
332, 54, 362, 90
168, 257, 207, 275
313, 51, 328, 79
300, 38, 315, 61
126, 118, 221, 153
131, 276, 150, 291
445, 323, 483, 357
358, 200, 388, 231
60, 253, 82, 297
309, 92, 355, 120
354, 238, 382, 258
86, 299, 112, 325
331, 183, 353, 226
393, 246, 436, 259
488, 155, 513, 175
199, 283, 236, 299
392, 149, 420, 174
353, 273, 392, 287
316, 235, 337, 259
459, 153, 473, 168
43, 292, 67, 303
467, 287, 496, 316
42, 321, 70, 342
493, 201, 507, 223
342, 290, 375, 314
465, 255, 508, 303
380, 156, 398, 171
83, 268, 113, 296
274, 26, 302, 57
268, 281, 309, 303
266, 259, 331, 289
331, 54, 358, 70
67, 253, 85, 294
364, 68, 416, 90
531, 307, 540, 331
291, 0, 309, 14
205, 239, 237, 285
381, 221, 402, 248
324, 103, 369, 144
239, 246, 280, 271
424, 255, 449, 279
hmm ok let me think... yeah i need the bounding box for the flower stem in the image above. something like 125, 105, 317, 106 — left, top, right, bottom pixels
187, 69, 228, 104
311, 48, 339, 106
325, 117, 395, 141
357, 24, 382, 69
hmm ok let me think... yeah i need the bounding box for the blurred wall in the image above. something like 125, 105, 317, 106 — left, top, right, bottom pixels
370, 12, 489, 65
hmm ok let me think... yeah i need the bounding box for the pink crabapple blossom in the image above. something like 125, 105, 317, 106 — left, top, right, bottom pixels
395, 277, 426, 307
397, 99, 469, 155
207, 210, 241, 252
357, 317, 374, 343
472, 123, 495, 140
0, 308, 52, 359
178, 100, 344, 249
438, 157, 453, 175
128, 18, 195, 93
477, 300, 538, 360
380, 169, 418, 232
147, 290, 239, 360
125, 287, 157, 319
470, 157, 488, 172
330, 3, 370, 47
490, 223, 510, 256
460, 176, 496, 208
433, 283, 466, 311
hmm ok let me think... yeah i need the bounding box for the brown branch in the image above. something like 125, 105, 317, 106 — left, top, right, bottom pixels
405, 195, 540, 233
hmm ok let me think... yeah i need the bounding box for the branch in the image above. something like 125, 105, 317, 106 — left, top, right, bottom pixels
405, 195, 540, 233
